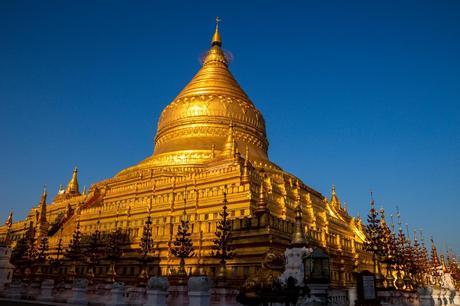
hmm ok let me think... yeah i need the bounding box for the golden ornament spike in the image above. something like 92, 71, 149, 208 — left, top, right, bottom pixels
431, 236, 440, 267
38, 185, 47, 224
331, 184, 340, 208
5, 210, 13, 227
41, 184, 47, 200
256, 181, 267, 214
390, 214, 395, 232
65, 167, 80, 195
291, 202, 307, 246
396, 206, 402, 231
222, 121, 236, 156
405, 223, 411, 242
440, 253, 448, 272
212, 16, 222, 47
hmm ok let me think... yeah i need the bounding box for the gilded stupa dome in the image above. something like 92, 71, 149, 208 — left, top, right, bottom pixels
139, 21, 269, 168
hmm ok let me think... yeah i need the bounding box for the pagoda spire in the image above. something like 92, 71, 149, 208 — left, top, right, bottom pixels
256, 181, 268, 215
222, 122, 237, 157
203, 17, 228, 66
440, 253, 448, 273
65, 167, 80, 195
35, 185, 49, 243
241, 144, 250, 183
330, 184, 340, 209
430, 237, 440, 267
211, 16, 222, 47
5, 210, 13, 227
39, 185, 47, 224
291, 203, 307, 247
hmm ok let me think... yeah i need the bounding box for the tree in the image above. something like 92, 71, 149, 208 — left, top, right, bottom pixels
364, 193, 384, 287
65, 221, 83, 279
105, 227, 123, 283
211, 186, 233, 280
10, 237, 31, 269
394, 212, 407, 289
9, 225, 37, 282
34, 237, 49, 280
138, 206, 155, 283
83, 226, 103, 283
171, 209, 195, 280
37, 237, 49, 262
49, 228, 64, 277
379, 209, 396, 288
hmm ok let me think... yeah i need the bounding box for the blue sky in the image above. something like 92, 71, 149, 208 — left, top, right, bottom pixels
1, 1, 459, 254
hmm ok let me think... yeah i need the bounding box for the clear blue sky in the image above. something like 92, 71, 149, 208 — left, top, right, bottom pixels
1, 1, 459, 254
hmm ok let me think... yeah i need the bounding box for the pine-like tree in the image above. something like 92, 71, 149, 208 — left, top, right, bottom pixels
138, 205, 155, 283
37, 237, 49, 262
402, 225, 415, 290
84, 225, 103, 282
65, 221, 83, 278
34, 237, 49, 280
105, 227, 123, 283
171, 209, 195, 279
418, 230, 430, 286
410, 230, 423, 287
394, 211, 407, 289
49, 228, 64, 275
364, 193, 383, 286
10, 224, 36, 281
211, 186, 233, 279
379, 208, 395, 288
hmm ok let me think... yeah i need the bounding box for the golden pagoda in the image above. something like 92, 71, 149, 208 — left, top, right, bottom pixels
0, 20, 371, 287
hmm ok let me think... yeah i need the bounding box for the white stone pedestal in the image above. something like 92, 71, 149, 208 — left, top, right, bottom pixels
68, 287, 88, 305
440, 288, 448, 306
144, 277, 168, 306
432, 288, 441, 306
107, 282, 127, 306
188, 276, 210, 306
68, 278, 88, 305
127, 286, 145, 305
37, 279, 54, 302
189, 291, 210, 306
453, 292, 460, 305
145, 289, 167, 306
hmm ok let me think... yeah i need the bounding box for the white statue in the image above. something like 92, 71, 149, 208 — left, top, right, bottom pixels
279, 247, 312, 287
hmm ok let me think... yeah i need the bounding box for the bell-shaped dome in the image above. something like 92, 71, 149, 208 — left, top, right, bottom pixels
147, 22, 269, 167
